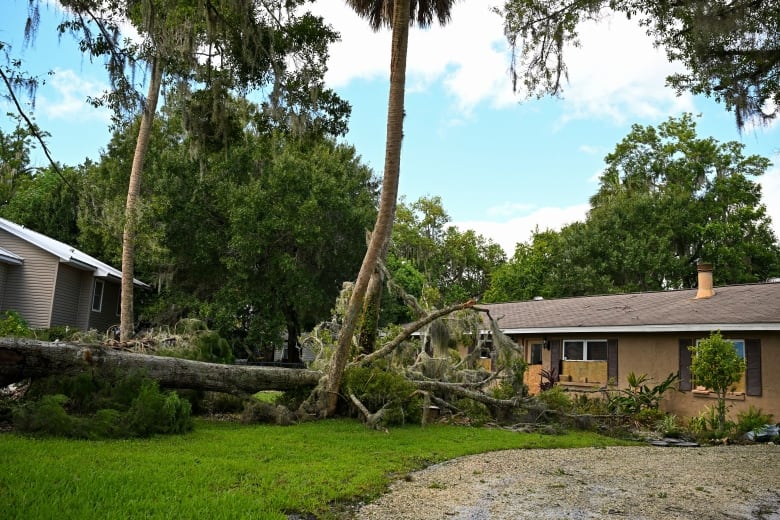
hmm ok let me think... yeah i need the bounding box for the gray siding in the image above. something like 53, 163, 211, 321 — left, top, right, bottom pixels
88, 279, 121, 332
0, 263, 6, 308
51, 264, 89, 329
0, 230, 58, 328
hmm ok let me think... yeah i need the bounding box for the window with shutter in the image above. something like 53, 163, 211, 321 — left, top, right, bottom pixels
607, 339, 618, 383
679, 339, 693, 391
745, 339, 762, 396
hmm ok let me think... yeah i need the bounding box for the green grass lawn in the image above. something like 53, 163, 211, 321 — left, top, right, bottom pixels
0, 418, 636, 519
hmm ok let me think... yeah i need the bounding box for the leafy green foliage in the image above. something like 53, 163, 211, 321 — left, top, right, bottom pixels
687, 405, 736, 440
606, 372, 679, 416
484, 115, 779, 301
497, 0, 780, 129
344, 365, 422, 426
735, 406, 774, 436
689, 331, 746, 431
389, 196, 506, 311
0, 310, 33, 338
536, 386, 572, 414
13, 372, 192, 438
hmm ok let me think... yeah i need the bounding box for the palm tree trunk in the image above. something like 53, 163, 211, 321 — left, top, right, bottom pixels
357, 233, 391, 354
120, 58, 163, 342
320, 0, 410, 416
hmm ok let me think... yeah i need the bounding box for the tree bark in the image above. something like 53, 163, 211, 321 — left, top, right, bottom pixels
120, 57, 163, 342
321, 0, 411, 417
0, 338, 321, 395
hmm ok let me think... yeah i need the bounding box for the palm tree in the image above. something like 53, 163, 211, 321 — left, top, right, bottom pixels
320, 0, 456, 417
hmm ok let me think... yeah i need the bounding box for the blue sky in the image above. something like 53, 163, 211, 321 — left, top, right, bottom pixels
3, 0, 779, 256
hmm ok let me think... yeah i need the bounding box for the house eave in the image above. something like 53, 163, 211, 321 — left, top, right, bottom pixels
498, 323, 780, 335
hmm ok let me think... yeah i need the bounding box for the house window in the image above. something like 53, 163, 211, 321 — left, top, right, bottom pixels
694, 338, 744, 358
91, 280, 104, 312
530, 343, 543, 365
680, 338, 761, 396
479, 334, 493, 358
563, 340, 608, 361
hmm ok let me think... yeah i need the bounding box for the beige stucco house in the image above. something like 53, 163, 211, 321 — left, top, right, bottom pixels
477, 265, 780, 419
0, 218, 147, 333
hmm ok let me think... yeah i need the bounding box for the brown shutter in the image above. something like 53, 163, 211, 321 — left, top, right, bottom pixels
679, 338, 693, 391
746, 339, 762, 396
607, 339, 618, 383
549, 339, 561, 377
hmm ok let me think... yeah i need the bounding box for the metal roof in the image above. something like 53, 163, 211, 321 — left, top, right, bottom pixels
0, 246, 23, 265
0, 218, 148, 288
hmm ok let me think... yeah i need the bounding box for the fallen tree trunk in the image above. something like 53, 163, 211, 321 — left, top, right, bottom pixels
0, 338, 322, 394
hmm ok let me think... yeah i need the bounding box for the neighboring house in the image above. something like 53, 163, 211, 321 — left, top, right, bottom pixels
476, 264, 780, 419
0, 218, 148, 333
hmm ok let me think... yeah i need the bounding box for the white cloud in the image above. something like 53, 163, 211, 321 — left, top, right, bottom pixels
312, 2, 516, 114
315, 5, 699, 127
38, 68, 110, 122
759, 160, 780, 237
453, 204, 590, 257
560, 14, 695, 124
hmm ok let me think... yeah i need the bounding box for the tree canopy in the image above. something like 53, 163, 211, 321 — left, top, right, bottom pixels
497, 0, 780, 129
484, 114, 780, 302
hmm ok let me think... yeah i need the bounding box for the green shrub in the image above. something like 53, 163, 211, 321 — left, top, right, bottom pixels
0, 310, 33, 338
453, 398, 492, 426
13, 372, 192, 438
736, 406, 773, 435
687, 405, 736, 441
157, 330, 234, 364
193, 331, 234, 363
606, 372, 678, 416
13, 394, 75, 436
536, 386, 572, 413
633, 408, 665, 428
344, 365, 421, 426
126, 381, 193, 436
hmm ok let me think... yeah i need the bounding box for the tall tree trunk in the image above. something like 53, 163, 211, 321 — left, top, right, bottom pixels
120, 58, 163, 342
320, 0, 410, 416
357, 234, 391, 355
283, 305, 301, 364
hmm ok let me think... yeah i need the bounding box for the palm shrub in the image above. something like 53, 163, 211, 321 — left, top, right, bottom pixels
606, 372, 678, 416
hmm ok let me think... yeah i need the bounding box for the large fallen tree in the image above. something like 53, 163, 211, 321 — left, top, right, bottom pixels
1, 299, 533, 428
0, 338, 321, 395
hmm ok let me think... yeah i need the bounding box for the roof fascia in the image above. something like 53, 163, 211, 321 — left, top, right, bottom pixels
498, 323, 780, 334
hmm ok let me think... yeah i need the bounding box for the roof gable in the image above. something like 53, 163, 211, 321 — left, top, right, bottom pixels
0, 218, 148, 288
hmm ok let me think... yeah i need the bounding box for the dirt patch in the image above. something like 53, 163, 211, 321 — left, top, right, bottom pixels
353, 444, 780, 519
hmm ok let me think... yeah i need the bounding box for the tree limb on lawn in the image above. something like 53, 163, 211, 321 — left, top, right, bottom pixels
0, 338, 321, 394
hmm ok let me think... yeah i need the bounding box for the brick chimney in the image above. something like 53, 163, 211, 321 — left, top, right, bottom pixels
695, 263, 715, 299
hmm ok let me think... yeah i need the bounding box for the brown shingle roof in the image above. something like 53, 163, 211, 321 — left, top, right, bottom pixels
478, 283, 780, 333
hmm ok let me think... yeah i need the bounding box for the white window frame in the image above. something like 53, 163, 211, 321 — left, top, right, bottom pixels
562, 339, 608, 361
91, 279, 104, 312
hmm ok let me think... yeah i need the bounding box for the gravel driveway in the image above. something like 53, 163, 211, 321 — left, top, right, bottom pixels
353, 444, 780, 519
